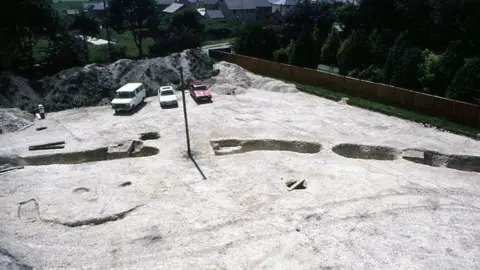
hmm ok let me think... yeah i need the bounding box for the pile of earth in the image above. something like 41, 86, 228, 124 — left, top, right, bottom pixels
0, 108, 34, 134
0, 49, 219, 112
0, 73, 42, 112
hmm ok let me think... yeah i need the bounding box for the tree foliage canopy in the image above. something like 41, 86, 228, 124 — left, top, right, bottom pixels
70, 13, 100, 37
108, 0, 157, 57
149, 10, 204, 57
233, 23, 278, 61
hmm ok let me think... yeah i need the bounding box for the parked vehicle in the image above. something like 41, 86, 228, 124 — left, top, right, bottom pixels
158, 86, 178, 108
188, 81, 212, 102
111, 83, 146, 114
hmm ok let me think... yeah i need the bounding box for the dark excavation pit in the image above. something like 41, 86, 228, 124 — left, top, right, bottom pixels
210, 139, 322, 156
332, 143, 401, 160
1, 146, 159, 167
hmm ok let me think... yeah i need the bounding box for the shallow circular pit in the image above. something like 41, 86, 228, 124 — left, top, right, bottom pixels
210, 139, 322, 155
73, 187, 90, 194
119, 181, 132, 187
332, 143, 401, 160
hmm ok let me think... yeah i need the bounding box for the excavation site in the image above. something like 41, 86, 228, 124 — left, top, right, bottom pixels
0, 140, 159, 171
1, 57, 479, 270
331, 143, 401, 160
331, 143, 480, 173
210, 139, 322, 155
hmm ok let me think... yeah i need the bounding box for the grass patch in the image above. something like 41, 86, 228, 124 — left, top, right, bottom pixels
295, 83, 480, 139
110, 32, 154, 58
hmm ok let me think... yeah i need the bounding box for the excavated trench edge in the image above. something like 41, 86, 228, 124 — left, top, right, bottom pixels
17, 198, 142, 227
210, 139, 479, 173
331, 143, 480, 173
210, 139, 322, 155
402, 148, 480, 173
331, 143, 401, 160
1, 146, 159, 167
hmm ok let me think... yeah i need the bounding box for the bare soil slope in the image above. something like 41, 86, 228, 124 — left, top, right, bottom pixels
0, 61, 479, 269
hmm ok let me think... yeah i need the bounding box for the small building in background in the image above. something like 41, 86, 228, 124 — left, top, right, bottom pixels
163, 3, 187, 13
83, 2, 107, 17
255, 0, 271, 20
269, 0, 298, 16
156, 0, 175, 11
219, 0, 257, 21
65, 9, 80, 16
205, 9, 225, 19
63, 9, 80, 22
197, 7, 206, 16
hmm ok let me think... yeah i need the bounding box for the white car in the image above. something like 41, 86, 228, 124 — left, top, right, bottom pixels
158, 86, 178, 108
111, 83, 146, 114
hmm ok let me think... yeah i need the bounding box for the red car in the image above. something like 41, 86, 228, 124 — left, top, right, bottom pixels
189, 81, 212, 102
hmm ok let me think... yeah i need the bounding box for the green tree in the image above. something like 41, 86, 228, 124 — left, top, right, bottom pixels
369, 28, 394, 66
108, 0, 157, 57
429, 41, 466, 96
383, 32, 409, 83
446, 57, 480, 104
233, 23, 279, 61
419, 49, 440, 92
70, 13, 100, 37
358, 65, 384, 83
311, 18, 333, 64
335, 2, 358, 34
321, 27, 341, 66
337, 29, 371, 75
0, 0, 57, 71
389, 47, 423, 89
273, 39, 295, 64
45, 31, 89, 73
150, 10, 204, 56
170, 10, 204, 34
358, 0, 397, 32
292, 31, 316, 68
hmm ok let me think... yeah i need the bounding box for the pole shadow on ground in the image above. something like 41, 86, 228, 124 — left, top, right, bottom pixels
189, 153, 207, 180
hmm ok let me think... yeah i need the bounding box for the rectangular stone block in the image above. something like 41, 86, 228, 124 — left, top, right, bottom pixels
107, 140, 134, 160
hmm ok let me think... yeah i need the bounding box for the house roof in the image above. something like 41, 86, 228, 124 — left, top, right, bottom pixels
156, 0, 174, 5
83, 2, 107, 11
268, 0, 297, 5
206, 9, 224, 19
163, 3, 184, 13
224, 0, 256, 10
66, 9, 80, 15
256, 0, 271, 7
197, 8, 206, 16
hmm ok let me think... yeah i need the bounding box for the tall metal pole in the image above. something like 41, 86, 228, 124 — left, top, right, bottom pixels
180, 67, 191, 156
102, 0, 112, 60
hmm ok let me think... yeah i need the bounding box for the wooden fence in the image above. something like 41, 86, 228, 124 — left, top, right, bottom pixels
209, 50, 480, 128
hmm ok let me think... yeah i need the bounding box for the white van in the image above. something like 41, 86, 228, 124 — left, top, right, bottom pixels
111, 83, 147, 114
